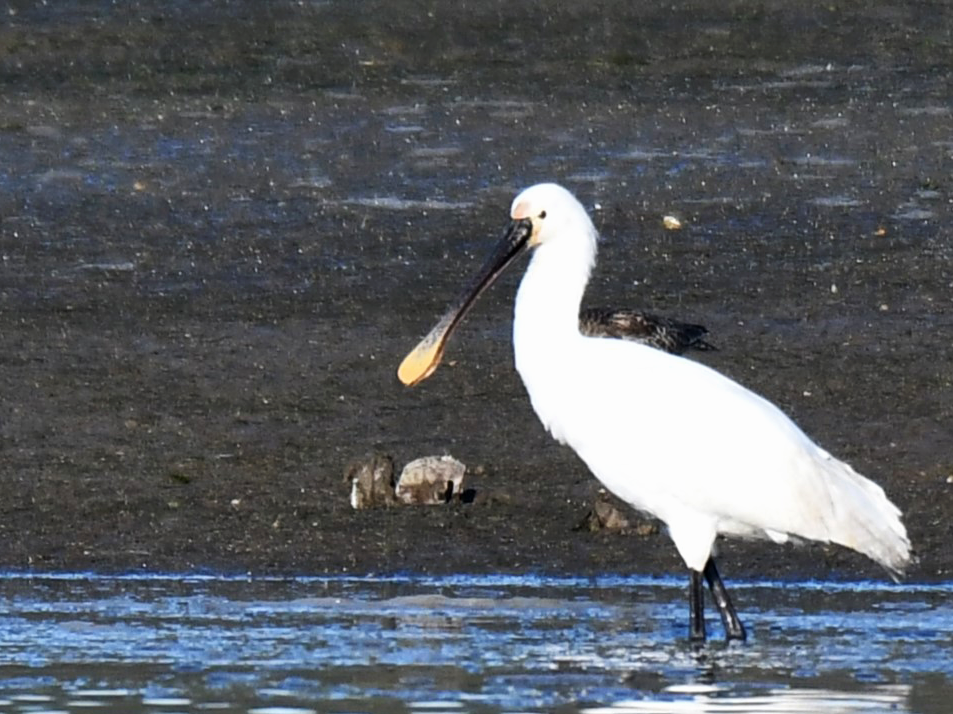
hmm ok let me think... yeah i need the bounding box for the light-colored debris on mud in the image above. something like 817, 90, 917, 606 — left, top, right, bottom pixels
345, 453, 466, 508
396, 455, 466, 505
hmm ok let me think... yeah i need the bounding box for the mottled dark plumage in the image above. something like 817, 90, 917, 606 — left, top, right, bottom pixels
579, 308, 714, 355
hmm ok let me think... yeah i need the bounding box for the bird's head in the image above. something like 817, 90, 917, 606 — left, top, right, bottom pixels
510, 182, 596, 252
397, 183, 595, 386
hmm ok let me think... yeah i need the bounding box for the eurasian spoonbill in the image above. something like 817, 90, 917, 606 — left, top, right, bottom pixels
398, 183, 911, 641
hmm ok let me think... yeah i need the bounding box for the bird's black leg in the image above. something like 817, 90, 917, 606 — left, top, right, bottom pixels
689, 569, 706, 642
703, 557, 746, 641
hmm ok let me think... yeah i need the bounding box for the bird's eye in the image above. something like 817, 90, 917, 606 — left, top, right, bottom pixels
538, 210, 547, 219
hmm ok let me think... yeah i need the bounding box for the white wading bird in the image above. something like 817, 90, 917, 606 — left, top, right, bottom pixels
397, 183, 911, 642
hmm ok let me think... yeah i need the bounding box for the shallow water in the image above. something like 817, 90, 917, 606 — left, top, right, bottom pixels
1, 573, 950, 713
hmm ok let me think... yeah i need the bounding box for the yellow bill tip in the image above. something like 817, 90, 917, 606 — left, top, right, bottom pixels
397, 339, 445, 387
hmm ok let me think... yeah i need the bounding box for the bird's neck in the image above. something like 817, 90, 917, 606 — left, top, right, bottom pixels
512, 223, 597, 371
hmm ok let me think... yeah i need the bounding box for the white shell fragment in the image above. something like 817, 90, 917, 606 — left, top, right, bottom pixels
662, 214, 683, 230
396, 455, 466, 505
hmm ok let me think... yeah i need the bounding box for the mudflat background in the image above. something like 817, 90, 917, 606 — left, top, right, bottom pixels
0, 0, 950, 583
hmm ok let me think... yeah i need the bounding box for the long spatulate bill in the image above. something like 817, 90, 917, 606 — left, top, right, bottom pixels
398, 218, 533, 386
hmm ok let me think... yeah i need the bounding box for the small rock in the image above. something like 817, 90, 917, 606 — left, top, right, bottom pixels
344, 452, 397, 509
632, 520, 660, 537
577, 496, 660, 535
396, 455, 466, 505
594, 499, 633, 530
578, 498, 633, 532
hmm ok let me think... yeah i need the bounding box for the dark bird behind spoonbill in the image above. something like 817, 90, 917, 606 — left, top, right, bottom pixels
579, 307, 712, 354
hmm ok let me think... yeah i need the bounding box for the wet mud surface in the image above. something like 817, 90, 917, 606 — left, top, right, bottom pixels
0, 1, 951, 582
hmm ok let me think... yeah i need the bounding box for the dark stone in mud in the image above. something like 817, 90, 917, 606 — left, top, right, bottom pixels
344, 452, 398, 510
0, 1, 950, 583
577, 494, 662, 536
578, 498, 634, 533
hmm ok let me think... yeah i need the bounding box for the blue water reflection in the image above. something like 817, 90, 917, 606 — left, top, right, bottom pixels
0, 573, 950, 713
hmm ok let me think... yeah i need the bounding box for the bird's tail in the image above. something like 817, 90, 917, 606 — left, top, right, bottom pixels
822, 455, 912, 579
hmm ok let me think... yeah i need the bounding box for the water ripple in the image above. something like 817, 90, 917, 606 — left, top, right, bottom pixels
0, 573, 949, 712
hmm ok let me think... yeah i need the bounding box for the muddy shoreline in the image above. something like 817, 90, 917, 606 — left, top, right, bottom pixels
0, 1, 950, 583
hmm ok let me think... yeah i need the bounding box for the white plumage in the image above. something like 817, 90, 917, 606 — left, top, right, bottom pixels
512, 184, 908, 575
399, 182, 911, 641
